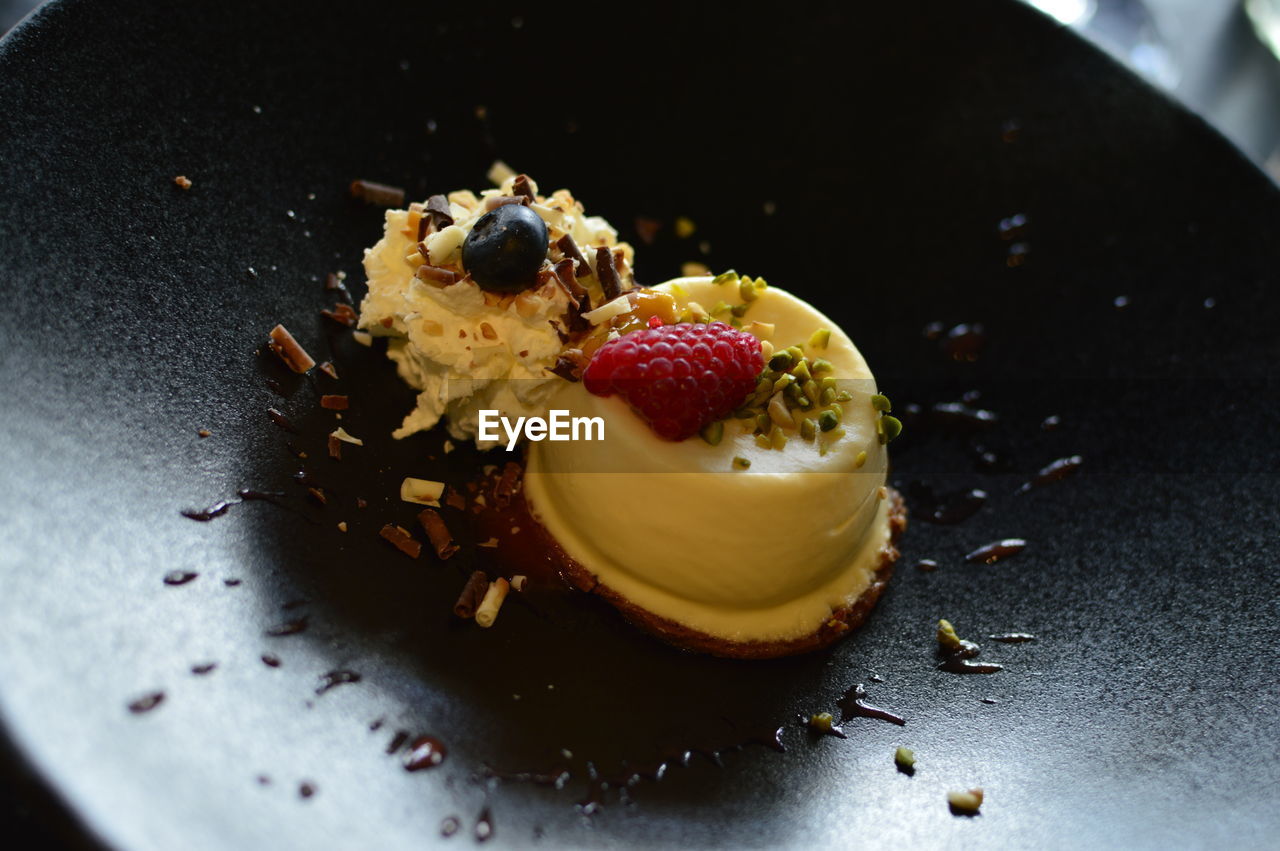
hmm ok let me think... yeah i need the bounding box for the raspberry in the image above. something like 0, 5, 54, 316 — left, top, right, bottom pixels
583, 322, 764, 441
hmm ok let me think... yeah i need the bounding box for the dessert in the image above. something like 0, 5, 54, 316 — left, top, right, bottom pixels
357, 173, 904, 658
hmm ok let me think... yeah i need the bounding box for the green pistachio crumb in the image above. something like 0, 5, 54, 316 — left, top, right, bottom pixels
828, 426, 846, 440
801, 418, 817, 441
809, 712, 835, 733
700, 421, 724, 446
808, 328, 832, 349
820, 376, 839, 391
733, 408, 754, 419
769, 350, 794, 371
825, 403, 843, 423
729, 317, 742, 328
755, 412, 771, 434
772, 373, 796, 394
739, 278, 759, 302
755, 433, 772, 450
803, 379, 821, 406
790, 359, 812, 382
819, 410, 839, 432
871, 393, 892, 412
732, 455, 751, 470
894, 746, 916, 770
835, 390, 853, 402
754, 276, 768, 289
770, 425, 788, 450
881, 415, 903, 443
785, 345, 805, 362
712, 269, 738, 286
820, 387, 837, 406
711, 301, 732, 316
730, 303, 751, 318
937, 618, 964, 652
854, 450, 868, 468
811, 358, 833, 374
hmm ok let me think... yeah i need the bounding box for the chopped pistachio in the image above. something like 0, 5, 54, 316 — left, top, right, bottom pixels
800, 418, 817, 441
828, 426, 846, 440
676, 308, 693, 324
729, 317, 742, 328
803, 379, 821, 406
710, 300, 731, 316
808, 712, 835, 733
772, 373, 796, 394
819, 410, 839, 432
733, 408, 754, 419
881, 415, 903, 443
937, 618, 964, 652
755, 412, 772, 434
688, 302, 709, 322
754, 276, 768, 289
732, 455, 751, 470
768, 393, 795, 429
712, 269, 738, 286
825, 403, 843, 423
739, 277, 759, 302
811, 358, 833, 374
770, 425, 788, 450
894, 746, 916, 770
790, 359, 812, 382
730, 303, 751, 318
785, 344, 804, 363
820, 386, 837, 406
871, 393, 892, 412
808, 328, 832, 349
835, 390, 853, 402
700, 420, 724, 446
768, 350, 793, 371
755, 433, 772, 450
820, 376, 839, 391
854, 450, 868, 468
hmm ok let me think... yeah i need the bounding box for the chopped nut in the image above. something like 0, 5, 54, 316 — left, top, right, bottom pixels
732, 456, 751, 470
197, 429, 211, 438
173, 175, 192, 190
870, 393, 892, 412
700, 421, 724, 446
327, 434, 342, 460
268, 325, 315, 373
337, 521, 348, 532
320, 395, 349, 410
479, 322, 498, 340
808, 712, 835, 733
855, 450, 868, 468
318, 361, 339, 379
947, 788, 984, 815
808, 328, 831, 349
674, 216, 696, 238
330, 427, 363, 445
937, 619, 964, 652
352, 331, 373, 346
894, 746, 916, 771
475, 578, 511, 628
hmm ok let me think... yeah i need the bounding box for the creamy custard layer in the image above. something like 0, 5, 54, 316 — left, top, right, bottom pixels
524, 277, 893, 643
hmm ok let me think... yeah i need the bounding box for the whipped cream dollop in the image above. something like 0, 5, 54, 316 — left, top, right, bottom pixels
357, 172, 634, 446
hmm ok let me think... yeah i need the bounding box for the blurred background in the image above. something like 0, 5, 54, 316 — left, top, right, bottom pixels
2, 0, 1278, 177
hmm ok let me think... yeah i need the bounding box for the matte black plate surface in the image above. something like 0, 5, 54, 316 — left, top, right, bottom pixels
2, 1, 1278, 848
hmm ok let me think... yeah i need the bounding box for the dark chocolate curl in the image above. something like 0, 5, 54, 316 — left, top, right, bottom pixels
596, 246, 623, 301
349, 179, 406, 207
512, 174, 536, 202
418, 509, 459, 560
454, 571, 490, 618
556, 235, 590, 278
425, 194, 453, 230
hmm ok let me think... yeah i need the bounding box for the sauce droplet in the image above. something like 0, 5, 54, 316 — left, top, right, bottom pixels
265, 616, 309, 637
1018, 455, 1083, 493
964, 539, 1026, 564
404, 735, 448, 771
915, 559, 939, 572
837, 684, 905, 726
191, 663, 217, 675
299, 781, 316, 799
316, 669, 361, 695
988, 633, 1036, 643
128, 692, 165, 714
163, 570, 198, 586
440, 816, 461, 838
261, 654, 282, 668
474, 808, 494, 842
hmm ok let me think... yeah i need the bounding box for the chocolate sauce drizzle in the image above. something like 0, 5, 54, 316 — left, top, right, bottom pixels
837, 684, 906, 726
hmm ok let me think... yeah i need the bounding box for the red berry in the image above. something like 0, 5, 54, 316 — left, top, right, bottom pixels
582, 322, 764, 441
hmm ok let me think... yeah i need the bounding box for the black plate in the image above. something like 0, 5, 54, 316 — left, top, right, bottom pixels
3, 1, 1279, 847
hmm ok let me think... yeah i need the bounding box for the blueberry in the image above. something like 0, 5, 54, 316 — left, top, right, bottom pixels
461, 204, 549, 292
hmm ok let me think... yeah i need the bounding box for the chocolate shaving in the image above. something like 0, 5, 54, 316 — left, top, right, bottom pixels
414, 264, 460, 285
320, 395, 349, 410
267, 407, 300, 433
379, 524, 421, 559
556, 235, 590, 278
416, 215, 432, 242
548, 320, 570, 345
324, 273, 353, 304
494, 462, 521, 509
445, 489, 466, 511
321, 303, 359, 327
307, 487, 327, 505
268, 325, 316, 373
512, 174, 535, 202
453, 571, 489, 618
318, 361, 339, 379
350, 179, 406, 207
417, 509, 459, 560
595, 246, 623, 301
327, 434, 342, 460
425, 195, 453, 230
484, 194, 530, 211
552, 258, 588, 305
